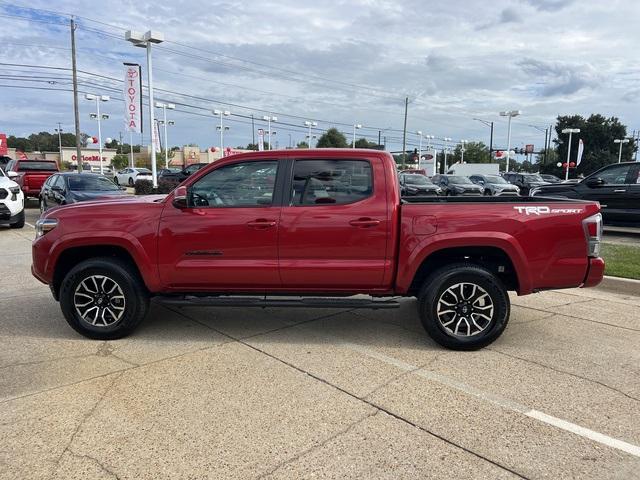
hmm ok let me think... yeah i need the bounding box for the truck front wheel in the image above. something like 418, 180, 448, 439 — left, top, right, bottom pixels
59, 257, 149, 340
417, 264, 510, 350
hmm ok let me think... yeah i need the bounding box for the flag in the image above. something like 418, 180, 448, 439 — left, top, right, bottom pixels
576, 139, 584, 166
123, 63, 142, 134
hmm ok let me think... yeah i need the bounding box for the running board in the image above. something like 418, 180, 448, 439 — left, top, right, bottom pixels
158, 295, 400, 309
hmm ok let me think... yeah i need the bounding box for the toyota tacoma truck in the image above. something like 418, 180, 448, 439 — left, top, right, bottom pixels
32, 149, 604, 350
6, 159, 59, 199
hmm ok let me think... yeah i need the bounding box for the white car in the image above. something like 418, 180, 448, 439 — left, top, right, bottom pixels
113, 167, 153, 187
0, 168, 25, 228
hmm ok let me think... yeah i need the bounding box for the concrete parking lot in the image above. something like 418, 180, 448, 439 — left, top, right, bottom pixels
1, 202, 639, 479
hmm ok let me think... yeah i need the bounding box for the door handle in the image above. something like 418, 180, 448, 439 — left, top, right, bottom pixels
613, 189, 626, 193
349, 218, 380, 228
247, 219, 277, 229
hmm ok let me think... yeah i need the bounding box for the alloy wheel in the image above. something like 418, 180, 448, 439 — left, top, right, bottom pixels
73, 275, 126, 327
436, 282, 494, 337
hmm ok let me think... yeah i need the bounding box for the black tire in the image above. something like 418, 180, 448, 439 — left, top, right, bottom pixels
128, 177, 134, 187
9, 209, 25, 229
113, 176, 119, 185
59, 257, 149, 340
417, 263, 510, 350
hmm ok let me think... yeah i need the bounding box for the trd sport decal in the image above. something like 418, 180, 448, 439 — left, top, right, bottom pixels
513, 206, 582, 216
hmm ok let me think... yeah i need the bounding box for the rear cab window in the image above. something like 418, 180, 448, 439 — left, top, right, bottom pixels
290, 159, 372, 206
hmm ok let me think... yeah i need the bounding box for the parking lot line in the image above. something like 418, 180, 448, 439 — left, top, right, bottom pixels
345, 342, 640, 458
24, 222, 35, 229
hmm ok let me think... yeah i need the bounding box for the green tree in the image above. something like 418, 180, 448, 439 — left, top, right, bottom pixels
296, 141, 309, 149
354, 138, 379, 149
448, 141, 491, 164
316, 128, 348, 148
540, 114, 636, 177
111, 154, 129, 170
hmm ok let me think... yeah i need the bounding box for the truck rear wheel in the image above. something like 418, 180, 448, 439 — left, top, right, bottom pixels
59, 257, 149, 340
417, 264, 510, 350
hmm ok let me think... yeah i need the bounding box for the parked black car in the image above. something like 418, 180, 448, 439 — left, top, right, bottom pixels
0, 156, 12, 172
531, 162, 640, 226
503, 172, 550, 195
540, 174, 562, 184
431, 174, 483, 196
469, 174, 520, 196
159, 163, 208, 186
399, 173, 441, 196
39, 173, 127, 212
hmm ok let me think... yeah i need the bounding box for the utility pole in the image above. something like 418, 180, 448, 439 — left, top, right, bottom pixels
70, 18, 82, 173
489, 121, 494, 162
378, 130, 381, 147
251, 114, 255, 148
119, 131, 123, 154
402, 96, 408, 167
542, 128, 548, 165
55, 122, 63, 160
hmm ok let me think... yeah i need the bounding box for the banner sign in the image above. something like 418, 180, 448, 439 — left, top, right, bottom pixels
0, 133, 7, 156
257, 128, 265, 151
153, 120, 161, 152
419, 150, 436, 174
576, 139, 584, 166
123, 63, 142, 134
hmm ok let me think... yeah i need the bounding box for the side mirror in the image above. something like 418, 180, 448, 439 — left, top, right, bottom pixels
172, 185, 188, 209
586, 177, 605, 188
7, 171, 18, 179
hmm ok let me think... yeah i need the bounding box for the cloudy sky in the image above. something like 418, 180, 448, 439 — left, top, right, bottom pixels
1, 0, 639, 154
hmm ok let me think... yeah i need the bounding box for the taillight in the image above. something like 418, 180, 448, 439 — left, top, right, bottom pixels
582, 213, 602, 257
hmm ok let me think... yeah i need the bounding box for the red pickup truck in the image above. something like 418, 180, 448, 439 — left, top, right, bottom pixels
32, 149, 604, 349
6, 159, 59, 199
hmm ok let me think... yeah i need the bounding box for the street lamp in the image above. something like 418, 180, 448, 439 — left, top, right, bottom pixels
460, 140, 468, 164
416, 131, 423, 159
126, 29, 164, 187
214, 109, 231, 155
499, 110, 521, 172
54, 124, 63, 160
614, 138, 630, 163
304, 120, 317, 149
443, 137, 452, 171
85, 93, 110, 174
156, 102, 175, 169
562, 128, 580, 181
262, 115, 277, 150
352, 124, 362, 148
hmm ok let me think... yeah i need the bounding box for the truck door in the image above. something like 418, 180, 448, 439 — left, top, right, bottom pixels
277, 157, 389, 289
158, 159, 283, 290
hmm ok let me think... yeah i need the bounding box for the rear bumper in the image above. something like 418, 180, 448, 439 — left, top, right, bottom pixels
582, 257, 605, 288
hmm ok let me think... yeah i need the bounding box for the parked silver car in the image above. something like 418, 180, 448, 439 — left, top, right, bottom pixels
469, 174, 520, 196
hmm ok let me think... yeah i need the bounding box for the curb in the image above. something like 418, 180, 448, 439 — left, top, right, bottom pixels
595, 275, 640, 297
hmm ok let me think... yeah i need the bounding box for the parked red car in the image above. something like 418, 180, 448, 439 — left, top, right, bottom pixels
6, 159, 59, 199
32, 149, 604, 349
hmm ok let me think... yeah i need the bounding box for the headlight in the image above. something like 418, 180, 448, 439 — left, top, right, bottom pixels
9, 186, 20, 194
35, 218, 58, 238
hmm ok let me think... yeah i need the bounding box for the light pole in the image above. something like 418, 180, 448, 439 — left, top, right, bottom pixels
55, 123, 63, 161
156, 102, 175, 168
126, 29, 164, 188
614, 138, 630, 163
473, 118, 494, 161
562, 128, 580, 181
263, 115, 277, 150
499, 110, 521, 172
304, 121, 317, 148
443, 137, 452, 171
352, 124, 362, 148
214, 109, 231, 155
85, 94, 110, 174
460, 139, 468, 163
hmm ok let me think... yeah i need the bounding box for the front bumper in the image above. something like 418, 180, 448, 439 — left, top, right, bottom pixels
582, 257, 605, 288
0, 189, 25, 219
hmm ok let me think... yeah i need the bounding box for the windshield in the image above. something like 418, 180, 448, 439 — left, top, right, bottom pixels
484, 175, 508, 184
404, 175, 429, 185
137, 168, 152, 174
17, 161, 58, 171
67, 175, 120, 191
523, 174, 544, 182
0, 168, 5, 177
448, 176, 472, 184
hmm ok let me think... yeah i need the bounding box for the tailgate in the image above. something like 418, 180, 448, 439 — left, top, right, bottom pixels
23, 172, 54, 189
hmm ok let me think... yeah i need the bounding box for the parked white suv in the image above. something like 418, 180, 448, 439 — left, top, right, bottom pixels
0, 168, 25, 228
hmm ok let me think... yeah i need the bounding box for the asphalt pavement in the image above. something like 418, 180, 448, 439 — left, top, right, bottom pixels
1, 202, 639, 479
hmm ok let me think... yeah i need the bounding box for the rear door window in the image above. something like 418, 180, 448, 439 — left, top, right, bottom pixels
291, 159, 372, 206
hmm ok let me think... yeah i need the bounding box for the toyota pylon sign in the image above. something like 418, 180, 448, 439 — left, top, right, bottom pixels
123, 63, 142, 134
0, 133, 7, 156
